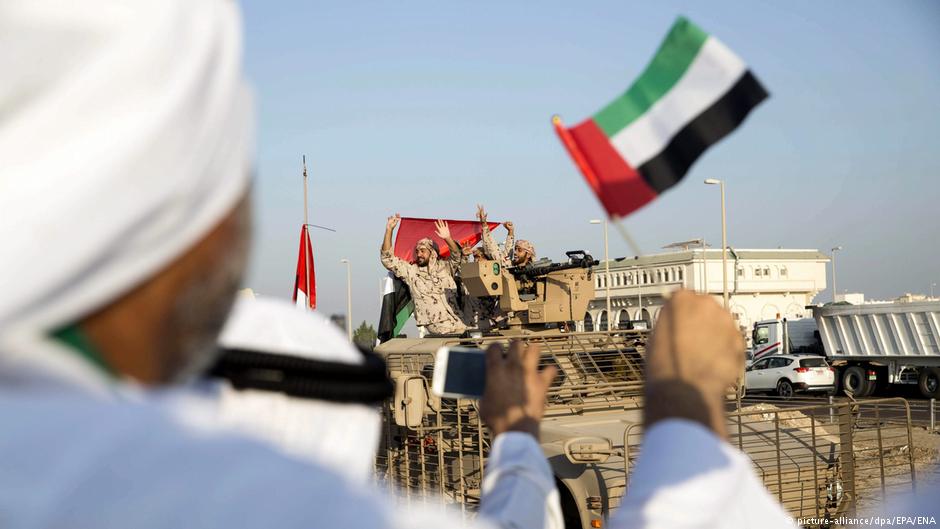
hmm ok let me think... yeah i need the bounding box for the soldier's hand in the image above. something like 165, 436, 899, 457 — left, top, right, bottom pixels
480, 341, 557, 439
434, 219, 451, 240
504, 221, 514, 234
476, 204, 487, 224
644, 290, 745, 438
461, 245, 473, 257
386, 214, 400, 230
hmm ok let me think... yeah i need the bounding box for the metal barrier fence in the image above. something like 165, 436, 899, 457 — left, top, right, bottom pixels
727, 398, 917, 520
375, 334, 919, 527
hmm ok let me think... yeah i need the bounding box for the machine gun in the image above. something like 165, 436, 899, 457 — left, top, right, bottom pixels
510, 250, 598, 282
459, 250, 596, 328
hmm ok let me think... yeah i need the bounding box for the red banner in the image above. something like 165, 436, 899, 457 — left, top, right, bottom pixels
393, 217, 501, 262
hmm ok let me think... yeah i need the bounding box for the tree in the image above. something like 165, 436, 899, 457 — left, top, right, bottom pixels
353, 321, 377, 350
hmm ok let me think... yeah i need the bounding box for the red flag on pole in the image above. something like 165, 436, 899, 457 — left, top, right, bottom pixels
292, 224, 316, 310
393, 217, 501, 262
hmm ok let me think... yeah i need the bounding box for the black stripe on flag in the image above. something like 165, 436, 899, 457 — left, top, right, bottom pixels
378, 275, 413, 343
637, 71, 769, 193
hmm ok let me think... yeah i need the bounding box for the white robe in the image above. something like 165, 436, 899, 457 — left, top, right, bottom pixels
0, 382, 561, 529
611, 420, 797, 529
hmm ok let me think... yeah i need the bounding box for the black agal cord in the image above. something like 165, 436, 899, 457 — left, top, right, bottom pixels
210, 347, 393, 405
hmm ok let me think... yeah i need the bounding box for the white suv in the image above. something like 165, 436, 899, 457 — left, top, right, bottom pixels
745, 354, 835, 398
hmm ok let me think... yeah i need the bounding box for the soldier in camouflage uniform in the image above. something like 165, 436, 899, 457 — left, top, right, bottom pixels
381, 215, 467, 335
476, 204, 535, 268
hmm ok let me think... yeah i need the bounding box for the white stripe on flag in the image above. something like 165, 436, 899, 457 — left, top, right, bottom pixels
382, 272, 395, 296
609, 36, 747, 168
295, 291, 308, 310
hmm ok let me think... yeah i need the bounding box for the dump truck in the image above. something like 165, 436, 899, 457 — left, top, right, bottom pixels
750, 301, 940, 398
374, 252, 913, 527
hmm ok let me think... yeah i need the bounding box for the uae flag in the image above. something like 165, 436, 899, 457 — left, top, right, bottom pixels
554, 16, 768, 218
292, 224, 316, 310
377, 217, 500, 342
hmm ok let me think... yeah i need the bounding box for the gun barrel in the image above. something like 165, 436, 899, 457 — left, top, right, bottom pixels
510, 256, 598, 279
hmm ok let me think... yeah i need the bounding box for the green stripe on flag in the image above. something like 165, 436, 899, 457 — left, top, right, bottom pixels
393, 300, 414, 337
593, 17, 708, 137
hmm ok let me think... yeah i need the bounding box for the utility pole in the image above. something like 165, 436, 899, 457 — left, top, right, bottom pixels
590, 219, 611, 330
704, 179, 729, 309
831, 246, 843, 302
341, 259, 352, 341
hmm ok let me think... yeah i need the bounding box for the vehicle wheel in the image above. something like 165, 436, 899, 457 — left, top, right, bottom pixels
555, 479, 582, 529
776, 379, 794, 400
841, 366, 870, 398
918, 367, 940, 399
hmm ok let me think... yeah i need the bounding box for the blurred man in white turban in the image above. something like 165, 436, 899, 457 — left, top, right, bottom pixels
0, 2, 562, 528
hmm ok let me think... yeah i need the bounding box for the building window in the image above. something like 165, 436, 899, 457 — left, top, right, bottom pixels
763, 267, 771, 277
617, 309, 630, 329
737, 268, 744, 278
678, 268, 684, 281
754, 267, 762, 278
780, 267, 788, 278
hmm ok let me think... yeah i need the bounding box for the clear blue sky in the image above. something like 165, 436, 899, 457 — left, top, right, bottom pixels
240, 0, 940, 327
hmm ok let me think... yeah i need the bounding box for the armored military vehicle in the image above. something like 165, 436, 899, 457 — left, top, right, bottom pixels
374, 251, 911, 527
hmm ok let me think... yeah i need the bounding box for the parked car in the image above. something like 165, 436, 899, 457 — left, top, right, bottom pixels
745, 354, 835, 398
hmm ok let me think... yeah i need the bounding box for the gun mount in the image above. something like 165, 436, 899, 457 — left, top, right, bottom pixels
459, 250, 597, 329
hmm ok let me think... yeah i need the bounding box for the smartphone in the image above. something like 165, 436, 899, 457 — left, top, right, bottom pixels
431, 346, 486, 399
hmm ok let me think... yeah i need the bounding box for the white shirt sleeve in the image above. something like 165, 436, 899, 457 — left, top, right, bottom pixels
479, 432, 564, 529
611, 419, 797, 529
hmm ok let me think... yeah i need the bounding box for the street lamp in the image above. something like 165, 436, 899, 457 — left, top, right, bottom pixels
590, 219, 611, 330
704, 179, 729, 309
830, 246, 842, 303
340, 258, 352, 341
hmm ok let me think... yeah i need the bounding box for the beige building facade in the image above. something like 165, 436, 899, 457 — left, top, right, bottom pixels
582, 248, 829, 335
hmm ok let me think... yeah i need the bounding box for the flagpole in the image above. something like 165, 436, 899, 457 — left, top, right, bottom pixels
611, 217, 643, 257
303, 156, 311, 310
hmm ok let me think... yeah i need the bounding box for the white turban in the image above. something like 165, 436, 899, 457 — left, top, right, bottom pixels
0, 0, 253, 386
212, 296, 383, 484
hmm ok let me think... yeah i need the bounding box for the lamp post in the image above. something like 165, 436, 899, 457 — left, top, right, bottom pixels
704, 179, 728, 309
340, 258, 352, 341
590, 219, 611, 330
931, 282, 936, 299
830, 246, 842, 303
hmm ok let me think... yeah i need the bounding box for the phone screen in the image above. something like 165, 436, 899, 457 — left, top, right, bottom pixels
440, 347, 486, 397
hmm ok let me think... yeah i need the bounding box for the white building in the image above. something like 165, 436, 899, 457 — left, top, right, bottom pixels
582, 247, 829, 334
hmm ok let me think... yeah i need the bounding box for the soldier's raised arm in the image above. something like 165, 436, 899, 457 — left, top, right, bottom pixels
380, 214, 411, 278
434, 219, 462, 260
502, 221, 515, 260
477, 204, 507, 264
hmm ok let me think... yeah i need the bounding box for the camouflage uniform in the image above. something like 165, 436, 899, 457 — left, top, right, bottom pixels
481, 225, 514, 268
380, 244, 467, 335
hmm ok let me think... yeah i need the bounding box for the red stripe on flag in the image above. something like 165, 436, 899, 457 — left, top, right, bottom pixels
560, 118, 658, 218
292, 224, 316, 309
394, 218, 500, 262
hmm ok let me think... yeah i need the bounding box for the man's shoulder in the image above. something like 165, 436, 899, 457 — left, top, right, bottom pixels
0, 391, 394, 528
